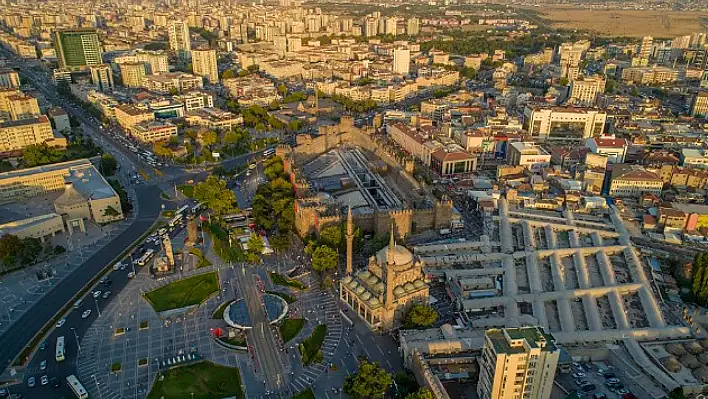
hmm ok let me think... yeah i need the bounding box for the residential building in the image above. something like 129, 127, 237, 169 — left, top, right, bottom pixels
637, 36, 653, 61
0, 69, 20, 88
559, 42, 584, 80
621, 66, 679, 85
507, 142, 551, 173
609, 164, 663, 198
114, 104, 154, 130
393, 48, 410, 76
119, 62, 146, 88
114, 50, 169, 74
585, 136, 628, 164
0, 115, 65, 152
168, 21, 191, 59
691, 91, 708, 118
184, 108, 243, 129
681, 148, 708, 169
568, 76, 605, 106
406, 17, 420, 36
430, 149, 477, 177
142, 72, 203, 94
477, 327, 560, 399
47, 108, 70, 134
53, 28, 102, 70
7, 94, 40, 120
523, 106, 607, 140
191, 48, 218, 83
175, 91, 214, 112
130, 120, 177, 143
89, 64, 114, 92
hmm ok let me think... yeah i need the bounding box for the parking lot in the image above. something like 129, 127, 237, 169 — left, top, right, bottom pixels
557, 362, 637, 399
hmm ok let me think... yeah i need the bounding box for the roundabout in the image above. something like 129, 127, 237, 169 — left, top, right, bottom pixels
224, 293, 289, 329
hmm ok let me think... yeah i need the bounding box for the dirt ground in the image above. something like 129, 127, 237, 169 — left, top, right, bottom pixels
535, 7, 708, 38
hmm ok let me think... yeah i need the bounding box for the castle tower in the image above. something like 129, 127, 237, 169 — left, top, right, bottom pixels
163, 235, 175, 267
346, 205, 354, 275
385, 223, 395, 307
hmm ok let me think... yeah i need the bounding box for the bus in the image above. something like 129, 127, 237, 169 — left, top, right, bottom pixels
55, 336, 65, 362
221, 213, 246, 223
263, 148, 275, 158
175, 205, 189, 217
191, 202, 203, 214
136, 249, 155, 266
66, 375, 89, 399
168, 214, 183, 228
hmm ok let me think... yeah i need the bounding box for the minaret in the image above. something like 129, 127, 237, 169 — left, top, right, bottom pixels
345, 205, 354, 275
385, 222, 396, 307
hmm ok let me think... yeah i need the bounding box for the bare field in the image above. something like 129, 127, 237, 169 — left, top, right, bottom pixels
537, 7, 708, 38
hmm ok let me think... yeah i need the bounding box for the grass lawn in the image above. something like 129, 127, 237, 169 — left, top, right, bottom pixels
266, 290, 296, 303
161, 210, 175, 217
270, 272, 307, 290
212, 299, 235, 319
219, 336, 246, 347
299, 324, 327, 365
147, 361, 243, 399
144, 272, 219, 312
178, 184, 194, 198
279, 318, 305, 343
189, 247, 212, 268
292, 388, 315, 399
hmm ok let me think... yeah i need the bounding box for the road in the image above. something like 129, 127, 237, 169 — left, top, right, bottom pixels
235, 265, 289, 393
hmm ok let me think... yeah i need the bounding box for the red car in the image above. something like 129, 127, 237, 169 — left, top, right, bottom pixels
622, 394, 638, 399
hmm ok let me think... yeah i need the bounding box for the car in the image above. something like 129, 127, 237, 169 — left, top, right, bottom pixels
39, 340, 48, 351
572, 372, 586, 378
606, 378, 620, 385
581, 383, 596, 392
50, 377, 60, 389
621, 394, 639, 399
617, 388, 630, 395
55, 318, 66, 328
248, 163, 256, 170
100, 276, 109, 284
40, 376, 48, 386
0, 388, 7, 398
120, 263, 128, 271
603, 372, 615, 379
92, 290, 101, 299
575, 379, 589, 386
593, 393, 607, 399
112, 263, 121, 271
40, 360, 46, 371
102, 291, 111, 299
82, 309, 92, 319
128, 271, 135, 279
27, 377, 35, 388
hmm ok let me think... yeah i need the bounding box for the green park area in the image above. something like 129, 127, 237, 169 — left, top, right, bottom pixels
266, 290, 296, 303
299, 324, 327, 365
147, 361, 243, 399
144, 272, 219, 312
279, 318, 305, 343
212, 299, 235, 319
292, 388, 315, 399
189, 247, 212, 268
270, 272, 307, 290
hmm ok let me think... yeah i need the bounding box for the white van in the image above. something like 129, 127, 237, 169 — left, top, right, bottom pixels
73, 299, 84, 309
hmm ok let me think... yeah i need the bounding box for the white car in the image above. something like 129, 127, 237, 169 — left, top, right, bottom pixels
92, 290, 102, 299
81, 309, 92, 319
27, 377, 35, 388
572, 372, 586, 378
113, 263, 122, 271
127, 272, 135, 279
40, 360, 47, 371
55, 318, 66, 328
40, 375, 48, 386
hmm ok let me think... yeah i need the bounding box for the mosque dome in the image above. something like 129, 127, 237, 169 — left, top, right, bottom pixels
413, 280, 425, 289
376, 245, 414, 267
342, 276, 353, 284
404, 282, 415, 292
361, 292, 372, 301
356, 285, 365, 294
359, 270, 371, 279
375, 282, 385, 293
393, 286, 406, 296
369, 298, 380, 307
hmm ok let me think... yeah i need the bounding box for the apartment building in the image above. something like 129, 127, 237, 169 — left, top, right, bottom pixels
0, 69, 20, 88
0, 115, 65, 152
119, 62, 146, 88
53, 28, 102, 70
168, 21, 191, 59
191, 48, 218, 83
681, 148, 708, 169
621, 66, 679, 85
523, 106, 607, 140
691, 90, 708, 118
477, 327, 560, 399
609, 164, 663, 198
130, 120, 177, 143
89, 64, 114, 92
568, 76, 605, 106
114, 104, 154, 130
507, 142, 551, 173
142, 72, 203, 94
185, 108, 243, 129
175, 91, 214, 112
393, 48, 411, 76
114, 50, 169, 74
416, 70, 459, 87
7, 94, 40, 120
585, 136, 628, 164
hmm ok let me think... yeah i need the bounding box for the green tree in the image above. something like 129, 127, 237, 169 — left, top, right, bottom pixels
201, 131, 217, 149
559, 77, 569, 86
0, 234, 23, 265
103, 206, 120, 218
277, 83, 288, 95
343, 361, 393, 399
669, 388, 686, 399
247, 233, 265, 258
193, 176, 237, 215
0, 160, 13, 172
403, 304, 439, 329
99, 153, 118, 176
319, 225, 343, 250
153, 141, 173, 158
221, 69, 235, 79
393, 372, 420, 399
405, 389, 435, 399
169, 87, 179, 95
312, 245, 338, 273
21, 143, 63, 167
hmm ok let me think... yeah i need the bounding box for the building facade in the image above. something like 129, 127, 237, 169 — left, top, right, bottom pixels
119, 62, 146, 88
0, 115, 64, 152
523, 106, 607, 140
168, 21, 191, 60
89, 64, 114, 92
53, 28, 102, 70
191, 49, 218, 83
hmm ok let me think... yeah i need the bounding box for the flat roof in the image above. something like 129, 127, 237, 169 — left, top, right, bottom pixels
0, 158, 90, 181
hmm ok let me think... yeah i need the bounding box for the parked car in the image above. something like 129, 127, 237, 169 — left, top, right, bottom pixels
50, 377, 60, 389
92, 290, 102, 299
572, 372, 586, 378
82, 309, 92, 319
40, 375, 48, 386
55, 318, 66, 328
581, 383, 596, 392
102, 291, 111, 299
26, 377, 35, 388
128, 272, 135, 279
39, 341, 48, 351
40, 360, 46, 371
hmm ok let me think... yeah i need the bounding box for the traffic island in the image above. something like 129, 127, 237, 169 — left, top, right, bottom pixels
143, 271, 219, 313
279, 317, 305, 343
111, 362, 122, 373
270, 272, 307, 290
147, 361, 243, 399
298, 324, 327, 366
292, 388, 315, 399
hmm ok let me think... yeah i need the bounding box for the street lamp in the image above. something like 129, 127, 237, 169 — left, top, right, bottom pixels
71, 327, 81, 354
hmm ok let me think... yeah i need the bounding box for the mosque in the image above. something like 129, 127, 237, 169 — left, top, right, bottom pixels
339, 207, 429, 331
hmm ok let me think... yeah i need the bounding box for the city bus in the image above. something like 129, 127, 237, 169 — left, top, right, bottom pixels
55, 336, 65, 362
136, 249, 155, 266
168, 214, 183, 228
191, 202, 204, 214
66, 375, 89, 399
263, 148, 275, 158
175, 205, 189, 217
221, 213, 246, 223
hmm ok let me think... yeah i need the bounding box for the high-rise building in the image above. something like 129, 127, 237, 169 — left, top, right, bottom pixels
477, 327, 560, 399
364, 17, 378, 37
53, 28, 102, 70
8, 94, 40, 120
691, 91, 708, 118
90, 64, 114, 92
384, 17, 397, 36
168, 21, 191, 60
393, 48, 410, 76
191, 49, 218, 83
119, 62, 147, 88
568, 75, 606, 106
637, 36, 653, 60
406, 17, 420, 36
0, 69, 20, 89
